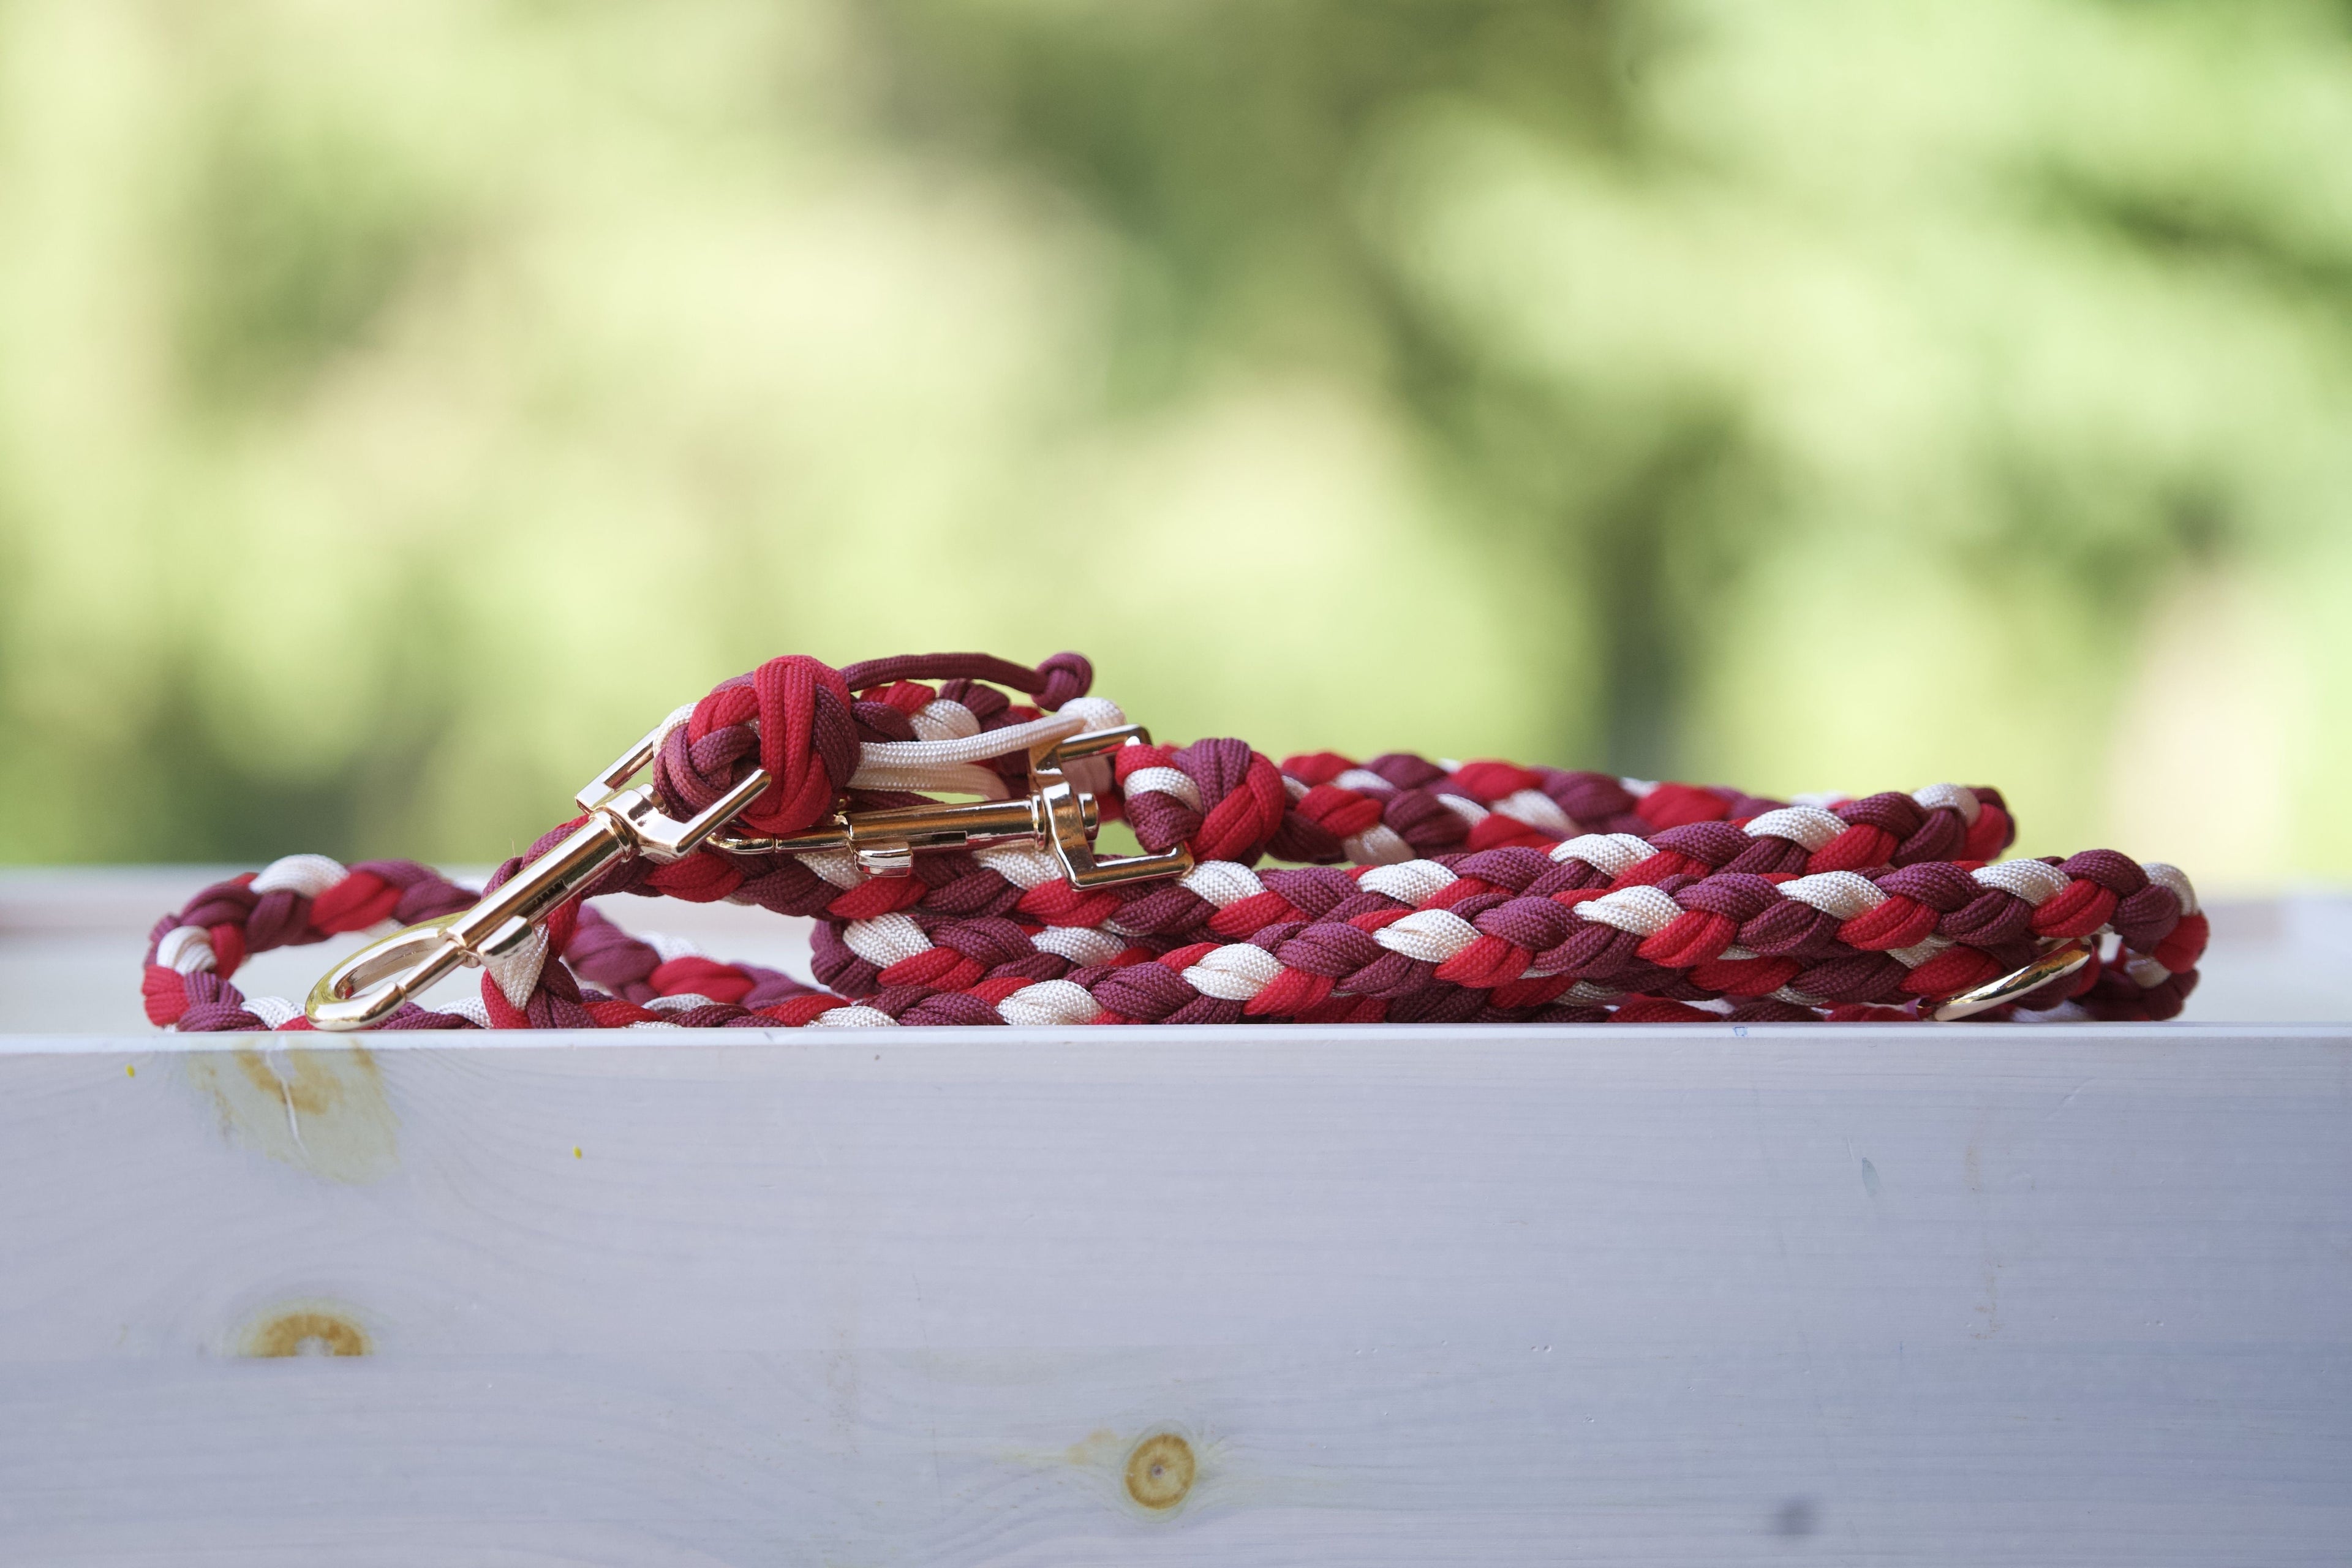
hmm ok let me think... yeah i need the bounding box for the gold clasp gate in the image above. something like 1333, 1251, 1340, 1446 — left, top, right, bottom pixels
306, 715, 1185, 1031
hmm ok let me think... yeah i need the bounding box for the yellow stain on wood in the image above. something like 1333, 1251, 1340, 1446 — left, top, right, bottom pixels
1124, 1431, 1197, 1511
1062, 1428, 1122, 1467
184, 1040, 398, 1184
241, 1304, 371, 1358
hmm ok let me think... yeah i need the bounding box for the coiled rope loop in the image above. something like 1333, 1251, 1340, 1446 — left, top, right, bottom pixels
142, 650, 2207, 1033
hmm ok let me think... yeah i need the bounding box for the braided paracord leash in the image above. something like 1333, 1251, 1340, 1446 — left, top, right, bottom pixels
143, 652, 2207, 1034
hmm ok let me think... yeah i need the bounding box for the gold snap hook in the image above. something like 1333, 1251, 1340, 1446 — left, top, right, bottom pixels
1030, 725, 1192, 888
305, 713, 772, 1030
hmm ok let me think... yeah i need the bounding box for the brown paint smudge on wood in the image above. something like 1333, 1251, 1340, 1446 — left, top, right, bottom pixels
184, 1039, 398, 1184
241, 1305, 371, 1358
1125, 1431, 1196, 1511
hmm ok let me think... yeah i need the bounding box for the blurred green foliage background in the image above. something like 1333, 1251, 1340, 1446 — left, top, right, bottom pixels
2, 0, 2346, 888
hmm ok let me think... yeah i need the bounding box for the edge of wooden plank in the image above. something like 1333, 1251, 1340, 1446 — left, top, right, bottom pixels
3, 1020, 2348, 1054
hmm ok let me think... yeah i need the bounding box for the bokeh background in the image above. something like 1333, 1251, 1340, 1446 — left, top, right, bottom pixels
2, 0, 2347, 889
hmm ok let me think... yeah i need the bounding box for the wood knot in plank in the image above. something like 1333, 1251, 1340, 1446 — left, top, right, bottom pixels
1124, 1431, 1195, 1510
241, 1306, 371, 1359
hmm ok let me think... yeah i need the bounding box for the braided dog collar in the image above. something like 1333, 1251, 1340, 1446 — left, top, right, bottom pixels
142, 651, 2206, 1034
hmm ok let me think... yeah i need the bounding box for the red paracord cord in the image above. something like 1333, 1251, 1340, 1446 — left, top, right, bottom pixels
143, 652, 2207, 1033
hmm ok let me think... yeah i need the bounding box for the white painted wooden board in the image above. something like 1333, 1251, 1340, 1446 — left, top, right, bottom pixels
3, 1023, 2350, 1565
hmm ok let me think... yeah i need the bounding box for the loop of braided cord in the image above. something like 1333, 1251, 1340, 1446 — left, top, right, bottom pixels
143, 845, 2206, 1033
142, 858, 840, 1034
141, 650, 2206, 1033
796, 846, 2204, 1024
617, 761, 2018, 937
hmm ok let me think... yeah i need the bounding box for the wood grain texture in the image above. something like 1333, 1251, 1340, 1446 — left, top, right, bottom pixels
1, 1023, 2348, 1564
